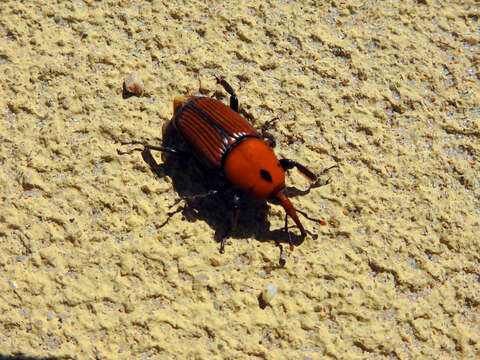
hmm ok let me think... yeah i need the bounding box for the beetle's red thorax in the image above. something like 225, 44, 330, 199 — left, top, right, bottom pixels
223, 138, 285, 200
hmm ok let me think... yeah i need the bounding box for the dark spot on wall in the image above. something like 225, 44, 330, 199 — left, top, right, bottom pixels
260, 169, 272, 182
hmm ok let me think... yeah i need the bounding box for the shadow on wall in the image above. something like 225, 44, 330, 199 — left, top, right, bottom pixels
0, 355, 62, 360
118, 118, 311, 253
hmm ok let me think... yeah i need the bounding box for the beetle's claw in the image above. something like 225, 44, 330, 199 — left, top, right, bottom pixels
308, 164, 339, 188
117, 147, 143, 155
219, 238, 226, 254
318, 164, 339, 177
169, 197, 184, 208
279, 245, 287, 266
121, 140, 143, 147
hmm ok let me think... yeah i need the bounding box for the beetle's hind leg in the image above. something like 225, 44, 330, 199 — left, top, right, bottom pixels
118, 140, 188, 155
215, 76, 239, 113
169, 189, 219, 209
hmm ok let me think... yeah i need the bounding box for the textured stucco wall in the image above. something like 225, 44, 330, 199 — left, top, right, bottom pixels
0, 1, 479, 359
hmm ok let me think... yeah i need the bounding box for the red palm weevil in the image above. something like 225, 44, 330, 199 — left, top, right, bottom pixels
120, 77, 336, 256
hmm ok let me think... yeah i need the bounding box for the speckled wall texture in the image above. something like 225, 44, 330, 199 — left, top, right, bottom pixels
0, 1, 479, 359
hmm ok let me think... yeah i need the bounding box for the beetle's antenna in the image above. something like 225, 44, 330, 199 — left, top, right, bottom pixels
295, 208, 327, 226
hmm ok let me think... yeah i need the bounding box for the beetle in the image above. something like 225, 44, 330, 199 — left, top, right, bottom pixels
120, 77, 336, 255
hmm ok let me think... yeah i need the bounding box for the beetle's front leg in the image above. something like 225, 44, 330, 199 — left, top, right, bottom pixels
280, 159, 317, 181
280, 159, 338, 186
215, 76, 239, 113
219, 191, 242, 253
118, 140, 189, 155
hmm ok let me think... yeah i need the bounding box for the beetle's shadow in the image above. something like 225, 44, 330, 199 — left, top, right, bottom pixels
136, 122, 305, 252
0, 355, 59, 360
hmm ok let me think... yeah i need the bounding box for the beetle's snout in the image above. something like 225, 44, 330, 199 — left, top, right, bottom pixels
276, 191, 306, 236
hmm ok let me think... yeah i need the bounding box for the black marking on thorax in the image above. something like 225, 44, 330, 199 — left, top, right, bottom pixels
260, 169, 273, 182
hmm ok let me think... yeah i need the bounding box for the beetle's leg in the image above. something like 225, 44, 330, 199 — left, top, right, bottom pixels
278, 243, 287, 266
312, 164, 339, 187
280, 159, 338, 184
284, 213, 294, 252
261, 118, 278, 148
215, 76, 239, 113
169, 189, 219, 208
280, 159, 317, 181
220, 192, 241, 253
118, 140, 188, 155
295, 208, 327, 226
306, 164, 339, 188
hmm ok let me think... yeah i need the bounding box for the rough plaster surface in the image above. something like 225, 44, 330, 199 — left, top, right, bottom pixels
0, 1, 479, 359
